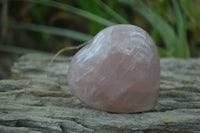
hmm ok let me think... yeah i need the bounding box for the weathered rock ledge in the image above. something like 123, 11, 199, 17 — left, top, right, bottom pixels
0, 54, 200, 133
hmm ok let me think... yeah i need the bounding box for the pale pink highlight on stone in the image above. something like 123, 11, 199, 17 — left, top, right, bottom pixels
67, 24, 160, 113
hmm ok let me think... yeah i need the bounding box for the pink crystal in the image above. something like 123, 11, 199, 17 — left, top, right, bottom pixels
67, 24, 160, 113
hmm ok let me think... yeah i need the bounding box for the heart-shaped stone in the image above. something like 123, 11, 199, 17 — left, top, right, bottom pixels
67, 24, 160, 113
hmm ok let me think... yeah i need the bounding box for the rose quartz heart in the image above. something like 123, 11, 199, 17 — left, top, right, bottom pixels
67, 24, 160, 113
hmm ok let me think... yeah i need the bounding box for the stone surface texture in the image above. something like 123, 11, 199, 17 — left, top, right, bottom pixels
67, 24, 160, 113
0, 54, 200, 133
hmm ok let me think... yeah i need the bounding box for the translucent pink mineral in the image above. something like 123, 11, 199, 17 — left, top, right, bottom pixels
67, 24, 160, 113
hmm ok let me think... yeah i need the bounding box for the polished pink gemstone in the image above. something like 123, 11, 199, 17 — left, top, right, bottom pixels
67, 24, 160, 113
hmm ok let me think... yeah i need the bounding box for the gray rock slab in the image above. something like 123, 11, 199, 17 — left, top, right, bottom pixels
0, 54, 199, 132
